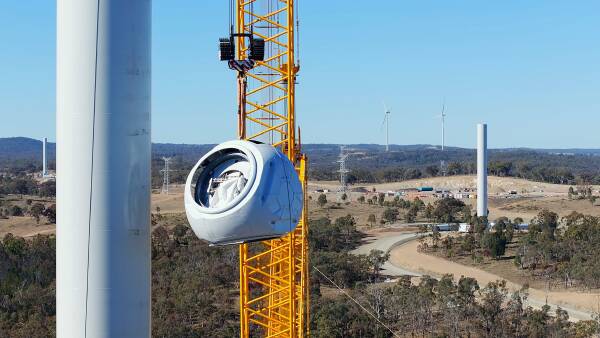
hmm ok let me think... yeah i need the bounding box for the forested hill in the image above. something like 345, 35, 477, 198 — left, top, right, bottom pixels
3, 137, 600, 185
0, 137, 56, 161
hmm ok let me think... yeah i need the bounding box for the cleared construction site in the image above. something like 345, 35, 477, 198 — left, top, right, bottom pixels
2, 1, 600, 337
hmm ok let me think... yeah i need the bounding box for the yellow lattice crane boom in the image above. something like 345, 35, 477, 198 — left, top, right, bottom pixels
221, 0, 309, 336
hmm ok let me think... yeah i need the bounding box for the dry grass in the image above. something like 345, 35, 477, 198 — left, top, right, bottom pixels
4, 176, 600, 239
0, 216, 55, 237
309, 175, 580, 195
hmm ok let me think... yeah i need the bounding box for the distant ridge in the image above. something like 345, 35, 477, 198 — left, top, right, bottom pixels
0, 137, 56, 162
2, 137, 600, 176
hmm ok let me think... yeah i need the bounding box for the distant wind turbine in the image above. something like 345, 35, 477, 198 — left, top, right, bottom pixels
435, 101, 448, 175
381, 102, 391, 152
435, 102, 446, 151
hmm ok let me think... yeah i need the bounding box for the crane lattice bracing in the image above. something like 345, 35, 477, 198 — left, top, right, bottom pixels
235, 1, 309, 337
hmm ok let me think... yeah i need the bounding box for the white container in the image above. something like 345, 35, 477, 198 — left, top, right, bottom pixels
185, 140, 303, 245
458, 223, 471, 233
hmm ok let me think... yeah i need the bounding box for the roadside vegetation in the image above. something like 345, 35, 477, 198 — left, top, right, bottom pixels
0, 174, 56, 224
308, 213, 600, 337
422, 207, 600, 292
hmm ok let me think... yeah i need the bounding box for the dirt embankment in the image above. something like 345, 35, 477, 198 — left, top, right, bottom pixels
309, 175, 580, 195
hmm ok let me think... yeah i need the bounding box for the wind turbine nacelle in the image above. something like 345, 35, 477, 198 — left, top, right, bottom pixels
184, 140, 303, 245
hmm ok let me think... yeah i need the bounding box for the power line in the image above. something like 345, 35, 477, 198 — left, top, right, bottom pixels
312, 266, 402, 338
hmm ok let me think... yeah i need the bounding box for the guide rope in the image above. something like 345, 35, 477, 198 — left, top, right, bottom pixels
312, 266, 402, 338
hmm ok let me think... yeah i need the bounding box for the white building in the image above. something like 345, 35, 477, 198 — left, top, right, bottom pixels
458, 223, 472, 233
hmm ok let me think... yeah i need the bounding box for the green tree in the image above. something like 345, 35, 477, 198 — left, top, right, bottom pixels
412, 197, 425, 211
335, 214, 357, 243
405, 208, 417, 223
30, 203, 45, 224
432, 197, 466, 223
424, 203, 434, 220
42, 204, 56, 223
530, 209, 559, 239
482, 231, 507, 259
477, 280, 508, 336
382, 207, 399, 224
10, 205, 24, 217
377, 193, 385, 206
431, 226, 441, 248
367, 214, 376, 226
367, 249, 390, 281
461, 233, 476, 253
568, 186, 575, 200
357, 195, 365, 204
317, 194, 327, 208
38, 181, 56, 197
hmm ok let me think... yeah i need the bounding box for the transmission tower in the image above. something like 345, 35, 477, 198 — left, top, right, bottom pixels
337, 146, 350, 197
161, 157, 172, 194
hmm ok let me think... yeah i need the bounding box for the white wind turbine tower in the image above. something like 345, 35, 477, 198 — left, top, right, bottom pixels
381, 102, 391, 152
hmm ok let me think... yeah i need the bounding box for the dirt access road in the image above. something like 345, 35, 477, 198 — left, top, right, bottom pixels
353, 229, 598, 322
351, 229, 422, 277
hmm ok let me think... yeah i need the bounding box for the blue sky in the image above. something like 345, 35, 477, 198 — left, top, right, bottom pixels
1, 1, 599, 148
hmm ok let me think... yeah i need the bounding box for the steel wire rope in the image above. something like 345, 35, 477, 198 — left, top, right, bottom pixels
84, 1, 102, 336
312, 266, 402, 338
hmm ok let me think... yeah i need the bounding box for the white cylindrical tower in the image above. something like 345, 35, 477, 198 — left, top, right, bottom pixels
42, 137, 48, 176
477, 123, 488, 217
56, 0, 151, 337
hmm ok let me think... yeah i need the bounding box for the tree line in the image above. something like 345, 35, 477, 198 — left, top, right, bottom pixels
516, 210, 600, 290
0, 175, 55, 197
423, 207, 600, 292
307, 213, 600, 337
311, 159, 600, 186
2, 211, 600, 337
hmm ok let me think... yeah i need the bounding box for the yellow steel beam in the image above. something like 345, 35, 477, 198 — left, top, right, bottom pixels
237, 0, 307, 337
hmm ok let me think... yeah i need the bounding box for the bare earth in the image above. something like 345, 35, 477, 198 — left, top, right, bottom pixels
0, 216, 55, 238
4, 176, 600, 319
310, 175, 600, 222
5, 176, 600, 235
151, 184, 185, 214
389, 239, 600, 320
309, 175, 581, 195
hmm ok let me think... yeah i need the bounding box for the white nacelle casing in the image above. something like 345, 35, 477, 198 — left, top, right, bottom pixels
184, 140, 303, 245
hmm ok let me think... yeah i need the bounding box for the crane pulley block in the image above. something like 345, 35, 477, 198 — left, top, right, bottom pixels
219, 33, 265, 63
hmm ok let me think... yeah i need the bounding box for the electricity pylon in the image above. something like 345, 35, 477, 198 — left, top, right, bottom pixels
337, 146, 350, 196
161, 157, 172, 194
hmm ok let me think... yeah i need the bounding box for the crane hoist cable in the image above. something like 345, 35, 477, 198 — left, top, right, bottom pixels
312, 266, 402, 338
